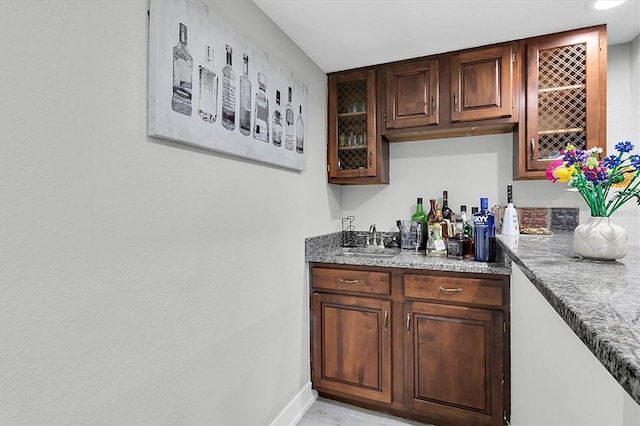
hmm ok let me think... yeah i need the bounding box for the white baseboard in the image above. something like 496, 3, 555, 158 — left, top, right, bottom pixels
270, 381, 317, 426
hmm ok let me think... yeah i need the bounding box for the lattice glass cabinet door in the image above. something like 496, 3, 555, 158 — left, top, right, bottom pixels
523, 26, 606, 176
328, 69, 381, 183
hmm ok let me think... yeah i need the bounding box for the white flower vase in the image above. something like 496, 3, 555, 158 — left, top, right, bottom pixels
573, 216, 628, 260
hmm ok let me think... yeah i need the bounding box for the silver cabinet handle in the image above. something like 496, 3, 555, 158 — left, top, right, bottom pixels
439, 286, 463, 293
406, 313, 411, 334
384, 310, 388, 331
369, 152, 373, 168
530, 139, 535, 161
453, 93, 459, 112
431, 96, 436, 115
339, 279, 358, 284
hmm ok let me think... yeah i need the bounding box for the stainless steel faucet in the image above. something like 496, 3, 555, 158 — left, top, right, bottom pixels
369, 224, 377, 246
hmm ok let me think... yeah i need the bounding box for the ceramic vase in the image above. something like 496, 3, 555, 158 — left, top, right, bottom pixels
573, 216, 628, 260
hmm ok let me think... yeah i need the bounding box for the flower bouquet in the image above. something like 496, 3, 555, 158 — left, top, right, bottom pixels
546, 141, 639, 260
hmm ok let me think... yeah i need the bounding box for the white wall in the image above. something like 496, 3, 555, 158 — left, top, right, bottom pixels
511, 264, 639, 426
342, 40, 640, 242
0, 1, 339, 424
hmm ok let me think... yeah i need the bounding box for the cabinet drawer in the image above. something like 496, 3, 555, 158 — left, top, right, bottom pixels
312, 268, 391, 295
404, 274, 503, 307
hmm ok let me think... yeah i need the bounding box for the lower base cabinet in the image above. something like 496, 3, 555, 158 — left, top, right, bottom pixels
310, 263, 510, 425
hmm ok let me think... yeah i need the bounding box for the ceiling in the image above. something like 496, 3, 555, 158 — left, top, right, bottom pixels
252, 0, 640, 73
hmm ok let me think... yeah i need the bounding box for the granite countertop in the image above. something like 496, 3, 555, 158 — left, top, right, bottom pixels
305, 232, 511, 275
497, 231, 640, 405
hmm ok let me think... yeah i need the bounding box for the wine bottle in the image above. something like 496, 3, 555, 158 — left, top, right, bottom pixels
473, 198, 496, 262
198, 45, 217, 123
252, 72, 269, 142
411, 197, 427, 250
441, 190, 452, 220
221, 45, 236, 130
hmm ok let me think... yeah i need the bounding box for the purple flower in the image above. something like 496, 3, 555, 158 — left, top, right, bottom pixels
602, 155, 621, 169
630, 154, 640, 169
596, 169, 609, 182
564, 149, 589, 166
615, 140, 634, 153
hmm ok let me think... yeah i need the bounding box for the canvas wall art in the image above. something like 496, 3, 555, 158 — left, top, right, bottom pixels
148, 0, 308, 171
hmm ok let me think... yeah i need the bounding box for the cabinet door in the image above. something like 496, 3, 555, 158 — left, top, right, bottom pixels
312, 293, 392, 403
328, 70, 382, 182
385, 59, 439, 129
404, 301, 504, 425
450, 44, 515, 122
519, 27, 605, 177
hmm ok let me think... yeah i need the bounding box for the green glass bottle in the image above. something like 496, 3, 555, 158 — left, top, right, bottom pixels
411, 197, 427, 250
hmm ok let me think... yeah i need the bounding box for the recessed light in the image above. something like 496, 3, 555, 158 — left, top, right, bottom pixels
586, 0, 627, 10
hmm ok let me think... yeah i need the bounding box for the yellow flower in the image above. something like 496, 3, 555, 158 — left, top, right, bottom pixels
611, 168, 634, 188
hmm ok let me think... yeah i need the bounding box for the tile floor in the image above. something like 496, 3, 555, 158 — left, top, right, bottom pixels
297, 398, 430, 426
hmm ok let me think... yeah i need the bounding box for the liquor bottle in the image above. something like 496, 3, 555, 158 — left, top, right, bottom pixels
427, 199, 437, 223
272, 90, 283, 147
473, 198, 496, 262
428, 222, 447, 257
411, 197, 427, 250
239, 54, 252, 135
198, 45, 218, 123
284, 87, 294, 150
460, 205, 474, 257
501, 185, 520, 236
436, 203, 449, 242
295, 105, 304, 154
252, 72, 269, 142
447, 217, 471, 259
441, 190, 453, 220
171, 23, 193, 116
221, 45, 236, 130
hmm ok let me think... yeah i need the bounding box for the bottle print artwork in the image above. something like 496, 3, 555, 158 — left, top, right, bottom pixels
198, 45, 218, 123
295, 105, 304, 154
239, 54, 252, 136
221, 45, 236, 131
284, 87, 294, 151
272, 90, 283, 147
252, 72, 269, 142
172, 22, 193, 116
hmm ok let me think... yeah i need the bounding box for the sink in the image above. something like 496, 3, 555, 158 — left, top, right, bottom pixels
338, 247, 401, 258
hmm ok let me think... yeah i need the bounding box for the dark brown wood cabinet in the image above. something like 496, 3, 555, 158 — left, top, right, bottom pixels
402, 272, 507, 425
384, 58, 440, 129
450, 44, 515, 122
514, 25, 607, 179
327, 69, 389, 185
310, 264, 510, 425
381, 42, 519, 143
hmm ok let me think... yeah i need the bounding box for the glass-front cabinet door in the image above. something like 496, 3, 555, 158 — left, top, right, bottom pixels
328, 69, 386, 184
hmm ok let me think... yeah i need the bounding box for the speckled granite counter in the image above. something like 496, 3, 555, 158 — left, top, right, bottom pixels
305, 232, 511, 275
498, 232, 640, 405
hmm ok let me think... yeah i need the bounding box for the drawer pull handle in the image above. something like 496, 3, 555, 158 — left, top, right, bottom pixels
406, 313, 411, 334
339, 279, 359, 284
384, 310, 388, 331
439, 286, 463, 293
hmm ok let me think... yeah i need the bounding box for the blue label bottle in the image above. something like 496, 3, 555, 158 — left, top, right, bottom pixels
473, 197, 495, 262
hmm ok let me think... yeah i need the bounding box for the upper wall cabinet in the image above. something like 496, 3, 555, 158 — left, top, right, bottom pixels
381, 42, 519, 143
327, 69, 389, 185
450, 44, 515, 122
514, 26, 607, 180
384, 58, 440, 129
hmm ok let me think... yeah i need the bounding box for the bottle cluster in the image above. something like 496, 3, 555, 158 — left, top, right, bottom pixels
171, 23, 304, 153
406, 190, 496, 262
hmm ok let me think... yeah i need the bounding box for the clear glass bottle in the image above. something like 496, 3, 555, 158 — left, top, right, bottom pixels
239, 54, 252, 136
473, 197, 496, 262
221, 45, 236, 130
198, 45, 218, 123
272, 90, 283, 147
252, 72, 269, 142
284, 87, 294, 151
172, 23, 193, 116
295, 105, 304, 154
